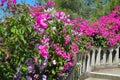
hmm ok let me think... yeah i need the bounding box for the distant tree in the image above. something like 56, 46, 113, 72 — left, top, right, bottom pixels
42, 0, 120, 21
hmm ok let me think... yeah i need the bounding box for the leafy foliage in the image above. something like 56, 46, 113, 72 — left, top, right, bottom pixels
0, 0, 120, 80
0, 3, 41, 79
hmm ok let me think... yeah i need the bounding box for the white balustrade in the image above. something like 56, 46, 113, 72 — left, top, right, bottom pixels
76, 45, 120, 77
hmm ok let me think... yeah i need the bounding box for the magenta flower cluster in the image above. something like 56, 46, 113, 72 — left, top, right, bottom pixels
94, 6, 120, 46
72, 18, 98, 36
72, 6, 120, 47
1, 0, 120, 79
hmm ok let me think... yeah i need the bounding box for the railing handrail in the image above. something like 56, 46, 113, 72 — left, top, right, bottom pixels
76, 45, 120, 80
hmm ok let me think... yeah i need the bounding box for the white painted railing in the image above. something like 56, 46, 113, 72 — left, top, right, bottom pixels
64, 45, 120, 80
70, 45, 120, 80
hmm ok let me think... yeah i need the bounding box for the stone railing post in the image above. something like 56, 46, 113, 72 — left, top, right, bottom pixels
96, 47, 101, 65
114, 46, 120, 64
108, 48, 113, 65
86, 52, 91, 72
82, 57, 86, 72
102, 51, 106, 65
91, 48, 95, 66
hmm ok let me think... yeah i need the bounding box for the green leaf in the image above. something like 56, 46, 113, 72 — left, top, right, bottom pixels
11, 28, 16, 33
38, 59, 42, 63
21, 65, 27, 71
27, 26, 32, 33
58, 67, 63, 71
20, 35, 26, 44
52, 69, 55, 75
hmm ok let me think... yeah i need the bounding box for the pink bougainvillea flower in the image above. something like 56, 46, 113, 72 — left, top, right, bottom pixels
39, 19, 48, 29
38, 45, 48, 50
62, 63, 69, 71
72, 18, 97, 37
71, 42, 79, 54
56, 11, 66, 20
33, 74, 39, 79
40, 12, 51, 19
42, 37, 50, 43
56, 50, 62, 55
35, 12, 50, 29
62, 61, 74, 71
38, 45, 49, 58
64, 36, 70, 45
107, 38, 117, 47
55, 11, 71, 25
7, 0, 16, 6
114, 6, 120, 11
66, 53, 73, 61
29, 6, 43, 16
115, 34, 120, 42
61, 52, 67, 59
39, 49, 49, 58
45, 0, 55, 8
35, 18, 48, 29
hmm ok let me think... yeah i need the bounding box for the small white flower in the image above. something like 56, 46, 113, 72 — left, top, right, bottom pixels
44, 7, 54, 12
67, 15, 70, 17
52, 26, 56, 31
52, 60, 56, 65
58, 19, 61, 22
78, 32, 83, 36
43, 62, 47, 66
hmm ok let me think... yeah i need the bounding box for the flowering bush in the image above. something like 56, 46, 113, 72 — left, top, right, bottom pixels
0, 0, 79, 80
0, 0, 120, 80
72, 6, 120, 50
0, 2, 41, 80
27, 1, 79, 79
71, 18, 97, 51
93, 6, 120, 47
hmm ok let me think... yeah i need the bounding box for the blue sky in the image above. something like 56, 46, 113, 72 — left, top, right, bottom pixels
0, 0, 39, 19
17, 0, 37, 5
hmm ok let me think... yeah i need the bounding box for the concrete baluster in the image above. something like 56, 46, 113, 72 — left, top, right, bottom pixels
114, 46, 119, 64
82, 57, 86, 73
96, 47, 101, 65
109, 48, 113, 65
86, 53, 91, 72
91, 48, 95, 66
102, 50, 106, 65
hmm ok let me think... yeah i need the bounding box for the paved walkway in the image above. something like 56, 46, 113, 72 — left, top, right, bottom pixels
94, 67, 120, 75
85, 67, 120, 80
